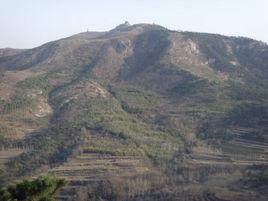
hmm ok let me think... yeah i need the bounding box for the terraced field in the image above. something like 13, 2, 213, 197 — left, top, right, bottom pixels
193, 141, 268, 165
0, 148, 27, 183
164, 139, 268, 201
46, 135, 268, 201
48, 148, 161, 201
0, 148, 25, 169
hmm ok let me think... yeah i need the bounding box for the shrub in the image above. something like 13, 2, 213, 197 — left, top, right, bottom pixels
0, 175, 67, 201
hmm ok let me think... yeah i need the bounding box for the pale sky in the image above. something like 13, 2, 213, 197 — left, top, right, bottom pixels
0, 0, 267, 49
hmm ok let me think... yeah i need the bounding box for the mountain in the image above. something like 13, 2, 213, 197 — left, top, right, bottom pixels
0, 23, 267, 201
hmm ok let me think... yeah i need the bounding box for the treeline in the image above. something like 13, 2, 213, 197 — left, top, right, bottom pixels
6, 122, 82, 176
0, 74, 52, 116
243, 164, 268, 186
0, 96, 33, 115
19, 75, 52, 97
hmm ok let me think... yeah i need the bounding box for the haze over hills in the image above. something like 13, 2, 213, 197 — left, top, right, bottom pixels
0, 22, 267, 201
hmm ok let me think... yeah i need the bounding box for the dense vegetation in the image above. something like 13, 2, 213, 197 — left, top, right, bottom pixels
242, 165, 268, 187
0, 175, 67, 201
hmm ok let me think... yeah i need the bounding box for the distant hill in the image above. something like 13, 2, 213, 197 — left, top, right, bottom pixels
0, 23, 267, 201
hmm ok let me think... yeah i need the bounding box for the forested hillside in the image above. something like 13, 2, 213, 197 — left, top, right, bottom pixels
0, 23, 267, 201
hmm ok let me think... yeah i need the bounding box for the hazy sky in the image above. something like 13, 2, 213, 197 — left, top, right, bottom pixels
0, 0, 267, 48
